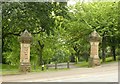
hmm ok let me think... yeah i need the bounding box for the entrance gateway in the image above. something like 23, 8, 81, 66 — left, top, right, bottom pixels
19, 30, 101, 73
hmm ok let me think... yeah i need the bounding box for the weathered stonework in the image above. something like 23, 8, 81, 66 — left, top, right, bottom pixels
19, 30, 32, 72
89, 30, 101, 67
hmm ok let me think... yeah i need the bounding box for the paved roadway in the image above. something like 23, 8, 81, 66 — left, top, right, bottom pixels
1, 62, 118, 82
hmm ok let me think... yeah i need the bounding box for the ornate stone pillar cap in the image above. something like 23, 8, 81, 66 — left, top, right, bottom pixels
20, 30, 32, 43
89, 30, 101, 42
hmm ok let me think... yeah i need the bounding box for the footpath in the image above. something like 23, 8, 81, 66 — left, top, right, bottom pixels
1, 62, 118, 82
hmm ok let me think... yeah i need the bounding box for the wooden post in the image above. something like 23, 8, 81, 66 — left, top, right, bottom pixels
67, 61, 70, 68
55, 62, 57, 69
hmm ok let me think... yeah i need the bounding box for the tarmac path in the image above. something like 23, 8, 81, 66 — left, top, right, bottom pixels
1, 62, 118, 82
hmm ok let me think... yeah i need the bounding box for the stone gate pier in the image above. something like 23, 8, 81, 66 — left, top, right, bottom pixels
89, 30, 101, 67
19, 30, 32, 72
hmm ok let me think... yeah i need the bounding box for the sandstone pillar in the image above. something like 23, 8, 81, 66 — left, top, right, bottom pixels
19, 30, 32, 72
89, 30, 101, 67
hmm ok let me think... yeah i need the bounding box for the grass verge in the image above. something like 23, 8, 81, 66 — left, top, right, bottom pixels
1, 56, 119, 75
1, 64, 70, 76
75, 61, 89, 67
75, 56, 119, 67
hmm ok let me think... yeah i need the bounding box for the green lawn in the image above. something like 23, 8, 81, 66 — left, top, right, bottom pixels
75, 56, 119, 67
101, 56, 119, 63
75, 61, 89, 67
1, 64, 69, 75
2, 64, 20, 75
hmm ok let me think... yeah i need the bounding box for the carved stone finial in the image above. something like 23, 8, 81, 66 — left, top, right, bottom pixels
89, 30, 101, 42
20, 30, 32, 43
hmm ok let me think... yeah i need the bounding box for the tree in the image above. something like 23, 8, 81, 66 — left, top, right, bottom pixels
2, 2, 68, 65
64, 1, 119, 62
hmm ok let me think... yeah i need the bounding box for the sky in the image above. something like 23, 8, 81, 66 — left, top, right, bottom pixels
67, 0, 120, 6
67, 0, 92, 6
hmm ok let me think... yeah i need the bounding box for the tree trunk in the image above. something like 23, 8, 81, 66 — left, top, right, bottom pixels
2, 39, 6, 64
111, 36, 116, 61
102, 32, 106, 63
111, 46, 116, 61
102, 47, 106, 62
39, 51, 43, 65
38, 40, 44, 66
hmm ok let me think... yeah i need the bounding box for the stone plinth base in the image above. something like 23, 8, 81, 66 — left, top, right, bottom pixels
20, 62, 30, 72
89, 58, 100, 67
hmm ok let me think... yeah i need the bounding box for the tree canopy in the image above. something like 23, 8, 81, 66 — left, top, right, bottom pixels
2, 1, 120, 65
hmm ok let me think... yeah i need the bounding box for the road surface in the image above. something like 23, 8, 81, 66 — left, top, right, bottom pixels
1, 62, 118, 82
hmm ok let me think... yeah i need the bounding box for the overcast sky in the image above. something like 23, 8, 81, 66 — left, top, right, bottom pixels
67, 0, 119, 6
